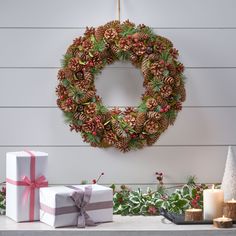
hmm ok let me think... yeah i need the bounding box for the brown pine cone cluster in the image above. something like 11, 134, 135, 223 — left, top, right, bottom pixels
56, 20, 186, 152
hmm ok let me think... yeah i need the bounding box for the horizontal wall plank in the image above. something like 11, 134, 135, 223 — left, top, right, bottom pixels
0, 146, 230, 184
0, 29, 236, 67
122, 0, 236, 28
0, 108, 235, 146
0, 0, 235, 28
0, 0, 117, 28
1, 68, 236, 107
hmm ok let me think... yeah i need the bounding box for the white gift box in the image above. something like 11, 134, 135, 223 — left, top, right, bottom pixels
6, 151, 48, 222
40, 184, 113, 228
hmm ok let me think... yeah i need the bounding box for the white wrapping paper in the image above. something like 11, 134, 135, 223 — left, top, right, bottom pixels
40, 184, 113, 227
6, 151, 48, 222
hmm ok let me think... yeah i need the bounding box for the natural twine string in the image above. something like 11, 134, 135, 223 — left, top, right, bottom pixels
117, 0, 121, 21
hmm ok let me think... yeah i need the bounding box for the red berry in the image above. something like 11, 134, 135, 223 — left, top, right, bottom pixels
160, 109, 164, 113
92, 179, 97, 184
92, 131, 97, 136
159, 173, 163, 176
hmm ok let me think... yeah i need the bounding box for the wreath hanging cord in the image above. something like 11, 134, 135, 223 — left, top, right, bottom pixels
56, 20, 186, 152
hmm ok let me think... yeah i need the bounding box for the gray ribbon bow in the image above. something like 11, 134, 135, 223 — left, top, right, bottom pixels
71, 186, 96, 228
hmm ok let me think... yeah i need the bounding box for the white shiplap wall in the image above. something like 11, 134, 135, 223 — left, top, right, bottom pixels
0, 0, 235, 185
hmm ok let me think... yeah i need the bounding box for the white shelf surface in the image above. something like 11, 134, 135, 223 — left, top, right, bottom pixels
0, 215, 236, 236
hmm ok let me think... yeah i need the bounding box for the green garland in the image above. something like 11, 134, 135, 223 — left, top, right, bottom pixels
0, 186, 6, 215
56, 20, 186, 152
112, 177, 210, 216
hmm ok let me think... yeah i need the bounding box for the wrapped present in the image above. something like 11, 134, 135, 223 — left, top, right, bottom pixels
40, 184, 113, 228
6, 151, 48, 222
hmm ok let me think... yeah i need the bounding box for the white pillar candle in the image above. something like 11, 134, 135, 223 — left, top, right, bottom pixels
203, 185, 224, 220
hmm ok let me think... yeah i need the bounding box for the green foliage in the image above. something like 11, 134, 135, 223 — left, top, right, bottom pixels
137, 101, 147, 112
96, 103, 108, 114
84, 132, 101, 144
117, 51, 130, 61
93, 40, 106, 52
63, 112, 74, 123
113, 187, 162, 216
112, 177, 209, 216
61, 54, 73, 68
121, 26, 137, 37
150, 79, 163, 92
0, 187, 5, 215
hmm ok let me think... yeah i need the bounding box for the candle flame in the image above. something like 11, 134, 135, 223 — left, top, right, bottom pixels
212, 184, 215, 190
232, 198, 235, 201
223, 215, 225, 219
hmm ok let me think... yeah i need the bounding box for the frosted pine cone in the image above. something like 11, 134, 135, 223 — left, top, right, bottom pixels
104, 28, 118, 41
103, 131, 117, 145
115, 139, 130, 153
144, 120, 159, 134
68, 58, 80, 72
147, 133, 160, 146
133, 42, 146, 56
84, 103, 97, 116
163, 76, 175, 85
119, 38, 132, 51
167, 63, 176, 76
159, 117, 169, 130
147, 111, 162, 121
77, 91, 95, 103
124, 114, 136, 128
150, 60, 165, 76
82, 119, 95, 133
95, 26, 105, 41
160, 85, 173, 98
135, 112, 146, 133
146, 98, 158, 111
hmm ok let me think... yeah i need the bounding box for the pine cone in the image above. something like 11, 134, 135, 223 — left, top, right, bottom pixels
178, 86, 186, 102
147, 111, 161, 120
110, 44, 120, 57
156, 96, 167, 107
84, 103, 97, 116
119, 38, 132, 51
141, 56, 150, 78
160, 85, 173, 98
163, 76, 174, 85
174, 101, 182, 111
124, 107, 136, 115
146, 98, 158, 111
159, 117, 169, 130
115, 138, 130, 153
57, 69, 65, 80
167, 63, 176, 76
150, 60, 165, 76
144, 120, 159, 134
77, 91, 95, 104
68, 58, 80, 72
78, 113, 87, 122
84, 71, 93, 81
148, 53, 159, 62
133, 42, 146, 56
82, 119, 95, 133
103, 131, 117, 145
95, 26, 105, 41
124, 114, 136, 128
147, 133, 160, 146
135, 112, 146, 133
104, 28, 118, 41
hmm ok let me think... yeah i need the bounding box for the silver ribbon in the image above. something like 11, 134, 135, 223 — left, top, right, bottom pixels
71, 186, 96, 228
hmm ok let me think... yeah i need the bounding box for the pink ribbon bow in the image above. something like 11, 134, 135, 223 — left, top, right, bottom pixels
6, 151, 48, 221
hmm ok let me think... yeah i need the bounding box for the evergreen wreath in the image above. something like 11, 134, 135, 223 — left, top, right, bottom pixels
56, 20, 186, 152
